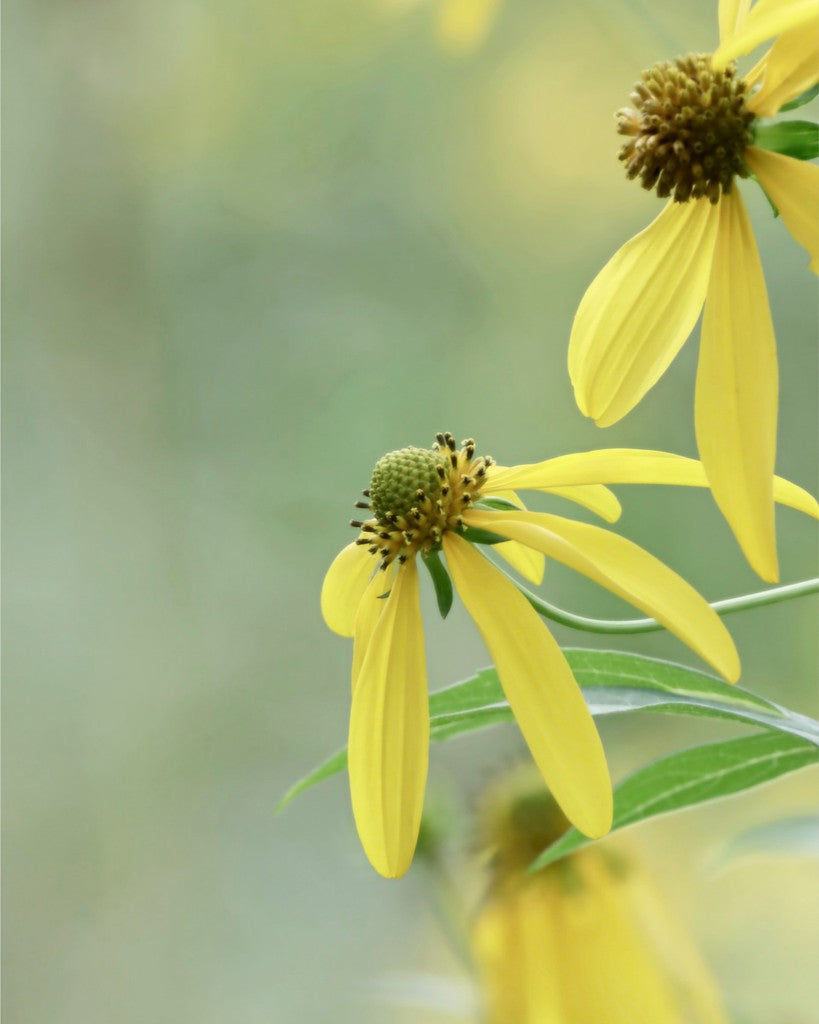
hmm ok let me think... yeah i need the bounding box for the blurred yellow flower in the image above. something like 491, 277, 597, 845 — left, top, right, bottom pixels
387, 0, 501, 53
472, 767, 727, 1023
435, 0, 501, 52
318, 433, 818, 877
568, 0, 819, 584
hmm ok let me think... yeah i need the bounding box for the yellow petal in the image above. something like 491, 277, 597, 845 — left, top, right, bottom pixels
714, 0, 819, 66
696, 190, 779, 582
537, 484, 622, 522
443, 534, 613, 838
569, 199, 721, 427
489, 449, 818, 517
482, 489, 546, 583
465, 509, 740, 683
486, 487, 525, 508
351, 565, 394, 692
556, 851, 683, 1023
348, 559, 429, 878
489, 470, 623, 521
747, 148, 819, 272
746, 18, 819, 114
496, 541, 546, 585
742, 49, 767, 91
719, 0, 752, 43
771, 475, 819, 518
473, 884, 564, 1024
321, 542, 375, 636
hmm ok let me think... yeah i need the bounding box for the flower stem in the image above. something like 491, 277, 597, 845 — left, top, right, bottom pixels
514, 577, 819, 635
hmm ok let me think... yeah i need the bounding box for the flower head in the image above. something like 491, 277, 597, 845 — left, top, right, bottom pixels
617, 53, 755, 204
472, 766, 727, 1023
321, 433, 803, 878
568, 0, 819, 583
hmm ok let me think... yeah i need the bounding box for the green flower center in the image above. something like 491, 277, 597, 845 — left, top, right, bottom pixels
369, 447, 446, 524
478, 770, 571, 873
476, 768, 631, 890
617, 53, 755, 203
349, 432, 493, 570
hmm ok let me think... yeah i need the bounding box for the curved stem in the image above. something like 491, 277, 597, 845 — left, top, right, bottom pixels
512, 576, 819, 635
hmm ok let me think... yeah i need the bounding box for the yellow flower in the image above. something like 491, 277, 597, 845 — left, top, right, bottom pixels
568, 0, 819, 584
472, 767, 727, 1023
322, 433, 817, 878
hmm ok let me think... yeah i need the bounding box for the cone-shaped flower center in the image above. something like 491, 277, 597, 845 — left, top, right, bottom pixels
350, 432, 493, 570
617, 53, 754, 203
370, 447, 446, 524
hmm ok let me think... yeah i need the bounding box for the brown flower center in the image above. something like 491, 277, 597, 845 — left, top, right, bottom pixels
617, 53, 755, 203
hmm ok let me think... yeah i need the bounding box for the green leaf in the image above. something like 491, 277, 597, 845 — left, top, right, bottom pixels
422, 547, 453, 620
426, 649, 819, 746
780, 83, 819, 112
277, 650, 819, 811
565, 649, 819, 745
474, 496, 522, 512
277, 749, 347, 812
753, 119, 819, 160
531, 732, 819, 870
458, 525, 506, 545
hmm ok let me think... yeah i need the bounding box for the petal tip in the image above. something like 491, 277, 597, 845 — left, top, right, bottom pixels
574, 801, 614, 840
593, 409, 620, 429
371, 856, 411, 880
750, 556, 780, 586
724, 657, 742, 686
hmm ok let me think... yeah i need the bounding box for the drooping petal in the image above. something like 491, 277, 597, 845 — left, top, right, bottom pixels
489, 471, 623, 521
696, 190, 779, 582
464, 509, 740, 683
482, 489, 546, 583
472, 883, 565, 1024
488, 450, 818, 518
443, 534, 613, 839
719, 0, 752, 43
747, 147, 819, 272
714, 0, 819, 66
746, 18, 819, 115
348, 559, 429, 878
321, 542, 375, 636
537, 484, 623, 522
496, 541, 546, 585
557, 851, 683, 1024
569, 199, 721, 427
351, 565, 394, 692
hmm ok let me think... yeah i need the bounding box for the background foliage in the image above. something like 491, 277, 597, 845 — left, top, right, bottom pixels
4, 0, 818, 1021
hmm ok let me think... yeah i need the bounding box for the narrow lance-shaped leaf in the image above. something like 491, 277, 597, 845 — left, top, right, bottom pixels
422, 547, 453, 620
780, 83, 819, 111
531, 732, 819, 870
277, 650, 819, 811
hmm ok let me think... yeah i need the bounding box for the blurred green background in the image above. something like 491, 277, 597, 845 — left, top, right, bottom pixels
4, 0, 818, 1021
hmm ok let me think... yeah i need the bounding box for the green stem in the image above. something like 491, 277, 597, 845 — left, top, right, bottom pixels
511, 576, 819, 635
